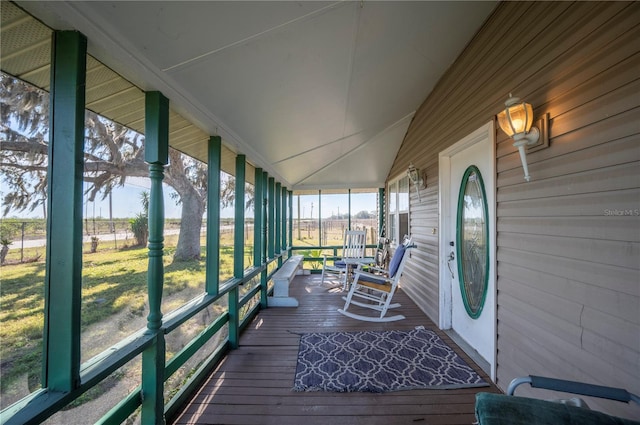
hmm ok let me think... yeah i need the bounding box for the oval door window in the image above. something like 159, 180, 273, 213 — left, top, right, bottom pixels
456, 165, 489, 319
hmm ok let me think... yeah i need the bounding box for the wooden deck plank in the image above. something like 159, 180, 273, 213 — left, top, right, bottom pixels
172, 274, 500, 424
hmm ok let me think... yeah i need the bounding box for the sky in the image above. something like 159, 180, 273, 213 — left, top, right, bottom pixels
0, 178, 183, 219
0, 114, 376, 221
85, 179, 184, 219
1, 177, 377, 220
80, 184, 377, 220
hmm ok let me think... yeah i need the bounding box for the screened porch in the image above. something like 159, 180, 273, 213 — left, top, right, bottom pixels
3, 1, 639, 424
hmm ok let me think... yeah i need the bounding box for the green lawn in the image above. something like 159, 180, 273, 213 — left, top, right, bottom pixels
0, 235, 232, 402
0, 225, 360, 406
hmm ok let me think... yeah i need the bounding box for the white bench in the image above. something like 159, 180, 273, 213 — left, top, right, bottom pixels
268, 254, 304, 307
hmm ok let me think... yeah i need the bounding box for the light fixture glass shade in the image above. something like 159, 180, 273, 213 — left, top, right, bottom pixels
407, 163, 424, 201
497, 96, 534, 137
496, 94, 544, 182
407, 164, 419, 184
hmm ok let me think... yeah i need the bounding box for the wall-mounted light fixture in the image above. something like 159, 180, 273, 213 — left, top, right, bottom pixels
496, 94, 549, 182
407, 163, 426, 201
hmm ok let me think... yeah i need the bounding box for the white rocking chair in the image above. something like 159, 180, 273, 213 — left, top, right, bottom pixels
374, 236, 390, 269
338, 236, 414, 322
321, 229, 367, 289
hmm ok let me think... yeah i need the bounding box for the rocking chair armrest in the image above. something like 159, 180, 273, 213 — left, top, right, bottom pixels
356, 263, 386, 274
354, 269, 391, 283
322, 253, 340, 265
508, 375, 640, 405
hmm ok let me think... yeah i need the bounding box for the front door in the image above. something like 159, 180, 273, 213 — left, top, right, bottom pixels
439, 122, 496, 379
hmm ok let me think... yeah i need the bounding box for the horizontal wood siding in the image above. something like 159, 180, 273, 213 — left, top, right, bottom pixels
394, 1, 639, 420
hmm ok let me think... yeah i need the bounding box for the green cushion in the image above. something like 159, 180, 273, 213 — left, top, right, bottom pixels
475, 392, 640, 425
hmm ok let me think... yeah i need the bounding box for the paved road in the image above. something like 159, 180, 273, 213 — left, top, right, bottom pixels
9, 228, 182, 249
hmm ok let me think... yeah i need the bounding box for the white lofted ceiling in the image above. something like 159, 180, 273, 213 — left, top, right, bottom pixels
15, 1, 496, 190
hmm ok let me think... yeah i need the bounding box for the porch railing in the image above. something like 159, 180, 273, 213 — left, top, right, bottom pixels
0, 28, 383, 425
2, 253, 287, 425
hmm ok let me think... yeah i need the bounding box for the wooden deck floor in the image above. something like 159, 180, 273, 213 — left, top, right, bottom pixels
172, 274, 500, 424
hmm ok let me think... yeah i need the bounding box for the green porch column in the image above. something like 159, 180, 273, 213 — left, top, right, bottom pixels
378, 187, 385, 237
233, 155, 246, 278
288, 190, 293, 253
229, 155, 246, 348
43, 30, 87, 392
267, 177, 275, 259
141, 91, 169, 425
348, 189, 352, 230
281, 186, 287, 253
262, 173, 269, 265
144, 91, 168, 331
275, 182, 281, 263
253, 168, 264, 268
254, 169, 267, 308
318, 191, 322, 245
262, 171, 268, 264
206, 136, 222, 295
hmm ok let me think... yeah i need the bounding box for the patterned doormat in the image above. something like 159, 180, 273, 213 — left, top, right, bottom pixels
293, 328, 488, 392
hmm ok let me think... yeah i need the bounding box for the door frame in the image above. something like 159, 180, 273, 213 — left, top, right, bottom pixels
438, 120, 497, 380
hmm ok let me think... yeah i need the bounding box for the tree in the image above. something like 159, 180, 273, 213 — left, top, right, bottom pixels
354, 210, 374, 219
0, 76, 49, 217
130, 191, 149, 247
0, 237, 11, 264
0, 72, 225, 261
218, 173, 255, 212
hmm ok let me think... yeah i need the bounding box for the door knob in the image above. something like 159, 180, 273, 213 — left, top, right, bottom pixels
446, 251, 455, 278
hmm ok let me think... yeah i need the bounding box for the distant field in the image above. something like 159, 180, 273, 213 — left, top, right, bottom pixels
0, 217, 185, 241
0, 232, 237, 410
0, 217, 377, 413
